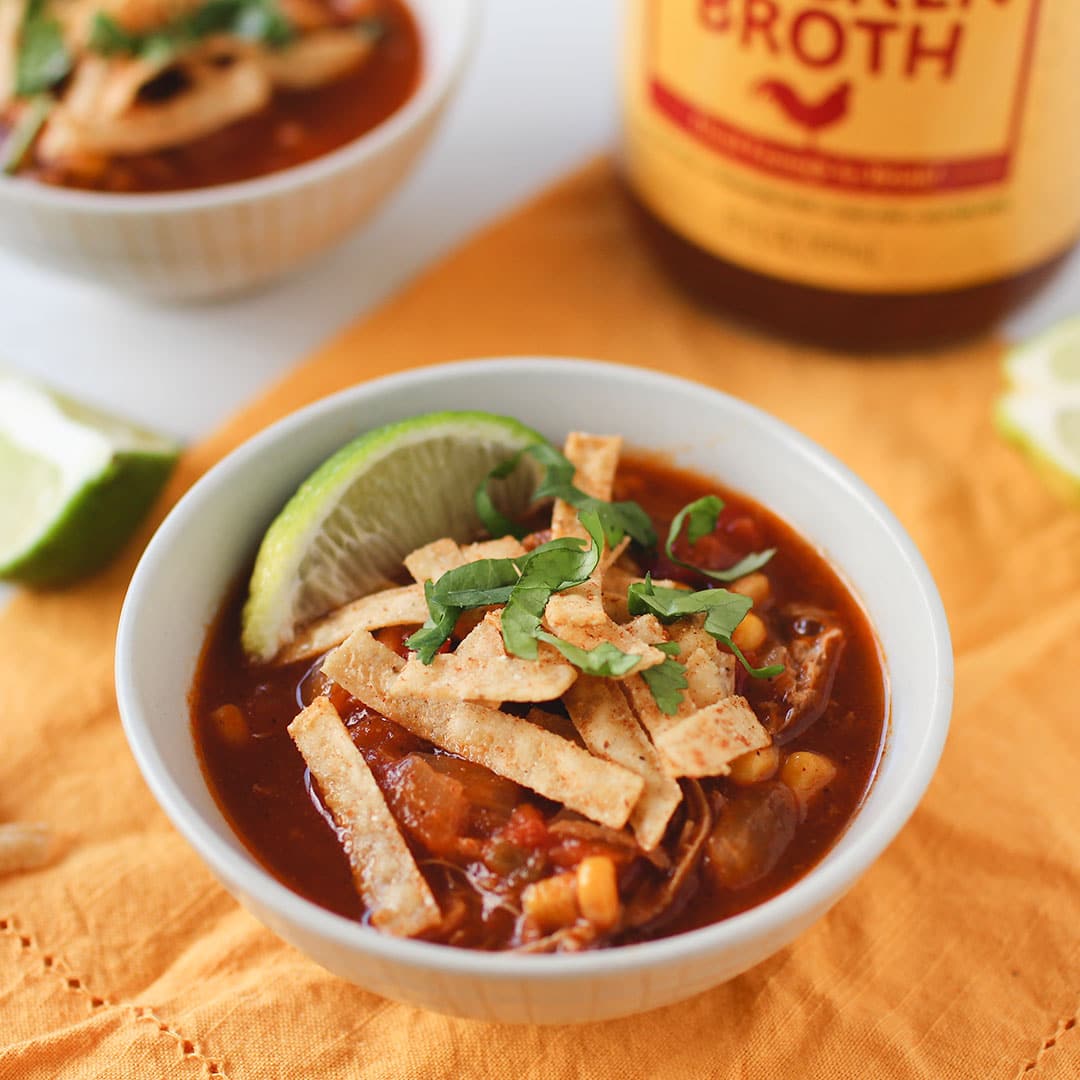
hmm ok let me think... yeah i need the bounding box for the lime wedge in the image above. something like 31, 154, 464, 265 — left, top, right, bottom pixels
995, 316, 1080, 500
242, 410, 548, 662
0, 373, 180, 587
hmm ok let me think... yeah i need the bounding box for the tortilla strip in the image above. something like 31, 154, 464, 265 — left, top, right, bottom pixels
526, 707, 582, 744
601, 536, 631, 573
545, 581, 667, 681
564, 677, 683, 851
620, 669, 697, 743
392, 613, 577, 704
463, 537, 527, 562
452, 611, 503, 660
546, 577, 607, 628
655, 695, 771, 778
275, 584, 428, 665
287, 696, 440, 937
669, 620, 736, 707
404, 536, 527, 585
261, 27, 376, 91
323, 631, 644, 829
0, 822, 53, 875
551, 433, 622, 541
543, 433, 667, 673
545, 604, 667, 676
404, 537, 464, 584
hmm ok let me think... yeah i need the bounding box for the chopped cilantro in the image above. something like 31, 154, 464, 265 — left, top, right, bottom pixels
627, 575, 783, 678
474, 443, 657, 549
15, 1, 72, 97
640, 641, 689, 715
664, 495, 775, 583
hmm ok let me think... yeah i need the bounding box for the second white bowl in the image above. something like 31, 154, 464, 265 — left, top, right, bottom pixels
0, 0, 478, 300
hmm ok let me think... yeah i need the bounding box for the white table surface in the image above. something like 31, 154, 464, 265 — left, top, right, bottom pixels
1, 0, 1077, 604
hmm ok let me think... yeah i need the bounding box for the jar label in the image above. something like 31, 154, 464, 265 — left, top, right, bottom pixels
624, 0, 1080, 292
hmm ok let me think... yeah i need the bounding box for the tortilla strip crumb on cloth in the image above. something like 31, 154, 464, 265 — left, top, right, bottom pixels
0, 160, 1076, 1079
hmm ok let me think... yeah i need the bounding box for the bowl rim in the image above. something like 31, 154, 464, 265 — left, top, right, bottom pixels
0, 0, 480, 216
116, 356, 953, 981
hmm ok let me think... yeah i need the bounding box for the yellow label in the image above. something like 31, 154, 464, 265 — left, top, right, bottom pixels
623, 0, 1080, 293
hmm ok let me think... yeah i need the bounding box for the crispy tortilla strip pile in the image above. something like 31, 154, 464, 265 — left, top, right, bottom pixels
276, 537, 527, 665
324, 633, 644, 830
290, 431, 773, 936
544, 434, 665, 674
288, 696, 441, 937
394, 611, 577, 705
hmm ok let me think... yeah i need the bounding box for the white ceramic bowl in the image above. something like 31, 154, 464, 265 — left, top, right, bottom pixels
0, 0, 477, 300
115, 358, 953, 1024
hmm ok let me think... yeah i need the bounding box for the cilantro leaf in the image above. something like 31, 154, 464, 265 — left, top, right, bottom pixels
405, 581, 461, 664
627, 576, 752, 635
1, 95, 52, 175
88, 0, 295, 65
428, 557, 520, 609
721, 635, 785, 679
16, 2, 72, 97
474, 443, 658, 550
678, 494, 724, 545
500, 584, 551, 661
87, 13, 140, 55
664, 495, 775, 583
640, 641, 689, 715
499, 510, 605, 660
627, 576, 782, 678
474, 450, 530, 539
408, 511, 607, 663
534, 631, 642, 678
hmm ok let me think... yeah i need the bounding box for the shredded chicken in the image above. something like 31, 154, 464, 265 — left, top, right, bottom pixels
752, 605, 846, 742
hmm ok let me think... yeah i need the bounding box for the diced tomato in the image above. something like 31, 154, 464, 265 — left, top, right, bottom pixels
382, 754, 469, 857
328, 683, 353, 715
521, 528, 553, 552
720, 510, 765, 551
548, 837, 635, 870
651, 554, 701, 585
502, 804, 550, 851
348, 708, 424, 758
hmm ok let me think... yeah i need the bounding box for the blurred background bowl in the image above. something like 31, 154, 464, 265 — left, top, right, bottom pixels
0, 0, 478, 302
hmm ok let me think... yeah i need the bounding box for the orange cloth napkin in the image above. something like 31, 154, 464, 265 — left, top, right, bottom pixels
1, 161, 1077, 1079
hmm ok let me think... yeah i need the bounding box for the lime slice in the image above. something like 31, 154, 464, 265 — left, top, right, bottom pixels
0, 373, 180, 587
995, 316, 1080, 500
242, 410, 548, 662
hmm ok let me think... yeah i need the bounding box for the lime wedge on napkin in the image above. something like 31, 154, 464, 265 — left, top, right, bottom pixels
0, 373, 179, 587
242, 410, 548, 662
995, 316, 1080, 500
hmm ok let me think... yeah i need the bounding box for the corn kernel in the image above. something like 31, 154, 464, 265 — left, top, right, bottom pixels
732, 611, 767, 652
781, 751, 838, 817
210, 704, 249, 748
521, 872, 579, 931
575, 856, 620, 932
730, 572, 771, 606
728, 745, 780, 785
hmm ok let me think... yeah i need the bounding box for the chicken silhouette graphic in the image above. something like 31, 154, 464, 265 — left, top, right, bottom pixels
755, 79, 852, 142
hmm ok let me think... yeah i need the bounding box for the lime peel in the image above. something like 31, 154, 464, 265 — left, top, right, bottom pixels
996, 316, 1080, 502
241, 410, 549, 663
0, 374, 179, 586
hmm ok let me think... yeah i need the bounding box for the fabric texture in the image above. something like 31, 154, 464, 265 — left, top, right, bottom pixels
1, 161, 1077, 1079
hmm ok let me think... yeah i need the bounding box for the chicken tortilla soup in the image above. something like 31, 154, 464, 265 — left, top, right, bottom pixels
0, 0, 421, 192
192, 416, 886, 952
